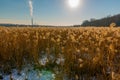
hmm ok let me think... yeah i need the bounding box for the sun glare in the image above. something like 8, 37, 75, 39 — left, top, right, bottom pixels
68, 0, 81, 8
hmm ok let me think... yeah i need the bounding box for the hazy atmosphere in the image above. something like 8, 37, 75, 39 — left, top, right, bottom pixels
0, 0, 120, 25
0, 0, 120, 80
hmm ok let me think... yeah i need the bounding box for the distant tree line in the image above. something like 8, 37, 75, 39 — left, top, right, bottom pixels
81, 14, 120, 27
0, 24, 57, 27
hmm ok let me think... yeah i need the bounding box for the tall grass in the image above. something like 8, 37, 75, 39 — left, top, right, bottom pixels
0, 27, 120, 79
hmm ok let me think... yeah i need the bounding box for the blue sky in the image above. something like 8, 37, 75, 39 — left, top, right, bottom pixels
0, 0, 120, 25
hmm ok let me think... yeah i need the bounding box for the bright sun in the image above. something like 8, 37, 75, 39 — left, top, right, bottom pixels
68, 0, 81, 8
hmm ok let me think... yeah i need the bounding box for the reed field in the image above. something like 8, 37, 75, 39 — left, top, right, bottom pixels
0, 26, 120, 80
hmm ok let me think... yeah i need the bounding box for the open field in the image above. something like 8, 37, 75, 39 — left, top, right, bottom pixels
0, 26, 120, 80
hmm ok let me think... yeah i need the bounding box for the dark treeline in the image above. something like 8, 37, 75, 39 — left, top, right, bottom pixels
0, 24, 75, 27
81, 14, 120, 27
0, 24, 59, 27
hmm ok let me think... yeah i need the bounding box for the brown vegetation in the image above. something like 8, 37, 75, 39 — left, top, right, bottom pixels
0, 26, 120, 79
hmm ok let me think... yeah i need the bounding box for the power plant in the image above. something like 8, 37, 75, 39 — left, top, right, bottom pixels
31, 17, 33, 27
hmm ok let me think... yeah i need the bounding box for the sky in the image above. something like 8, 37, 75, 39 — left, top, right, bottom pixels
0, 0, 120, 25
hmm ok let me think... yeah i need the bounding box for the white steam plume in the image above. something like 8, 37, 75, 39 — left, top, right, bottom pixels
29, 0, 33, 17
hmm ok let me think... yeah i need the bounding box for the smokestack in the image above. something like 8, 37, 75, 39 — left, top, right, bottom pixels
31, 17, 33, 27
29, 0, 33, 27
